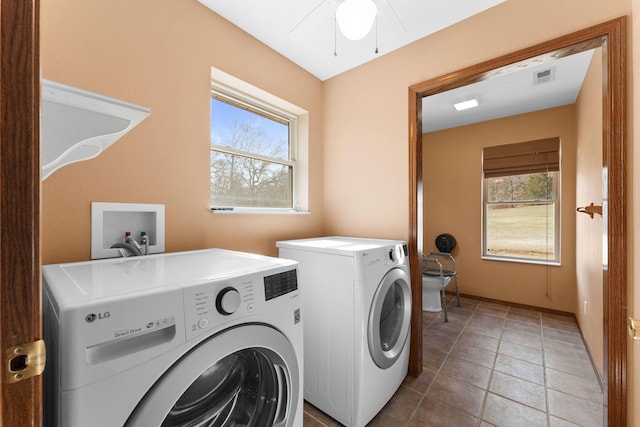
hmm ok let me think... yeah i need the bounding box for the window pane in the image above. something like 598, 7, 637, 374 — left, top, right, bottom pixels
486, 172, 554, 202
211, 151, 292, 208
486, 203, 555, 260
210, 97, 289, 161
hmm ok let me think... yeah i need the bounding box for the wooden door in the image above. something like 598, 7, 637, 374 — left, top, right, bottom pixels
0, 0, 42, 425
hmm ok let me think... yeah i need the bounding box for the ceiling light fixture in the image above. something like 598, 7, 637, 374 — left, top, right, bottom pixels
453, 99, 479, 111
336, 0, 377, 41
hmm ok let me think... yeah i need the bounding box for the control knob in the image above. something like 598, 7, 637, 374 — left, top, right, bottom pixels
216, 287, 241, 315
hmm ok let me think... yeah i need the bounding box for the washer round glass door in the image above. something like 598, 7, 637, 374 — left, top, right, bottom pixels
367, 267, 412, 369
126, 325, 299, 427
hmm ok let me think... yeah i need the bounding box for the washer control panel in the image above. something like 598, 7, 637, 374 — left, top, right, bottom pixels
264, 269, 297, 301
216, 287, 241, 315
183, 277, 256, 339
182, 268, 298, 340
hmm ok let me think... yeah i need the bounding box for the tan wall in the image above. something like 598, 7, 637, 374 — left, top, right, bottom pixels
322, 0, 629, 242
575, 49, 604, 375
422, 106, 577, 312
322, 0, 634, 421
40, 0, 325, 264
41, 0, 639, 422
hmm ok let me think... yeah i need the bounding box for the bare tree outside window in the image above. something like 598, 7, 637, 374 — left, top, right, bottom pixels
210, 96, 293, 209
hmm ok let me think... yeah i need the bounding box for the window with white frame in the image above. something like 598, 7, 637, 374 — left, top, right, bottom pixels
209, 69, 308, 213
482, 137, 560, 263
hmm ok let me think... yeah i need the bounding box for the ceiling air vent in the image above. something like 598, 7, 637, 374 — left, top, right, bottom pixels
534, 67, 555, 85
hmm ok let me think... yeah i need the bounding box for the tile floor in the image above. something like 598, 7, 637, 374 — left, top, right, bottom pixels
303, 297, 604, 427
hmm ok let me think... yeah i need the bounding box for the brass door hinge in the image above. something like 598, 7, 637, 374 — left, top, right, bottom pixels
5, 339, 46, 383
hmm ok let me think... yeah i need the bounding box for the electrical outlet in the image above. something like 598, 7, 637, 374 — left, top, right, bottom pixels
584, 301, 588, 315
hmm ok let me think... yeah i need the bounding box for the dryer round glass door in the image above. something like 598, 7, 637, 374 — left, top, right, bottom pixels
125, 325, 299, 427
367, 267, 412, 369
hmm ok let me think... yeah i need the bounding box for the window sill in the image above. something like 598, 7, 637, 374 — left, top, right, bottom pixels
482, 255, 561, 267
211, 207, 310, 215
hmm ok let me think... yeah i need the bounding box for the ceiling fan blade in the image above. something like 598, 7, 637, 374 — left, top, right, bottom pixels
288, 0, 335, 41
380, 0, 407, 32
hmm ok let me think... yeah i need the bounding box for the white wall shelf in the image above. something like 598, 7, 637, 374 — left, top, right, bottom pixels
41, 79, 150, 180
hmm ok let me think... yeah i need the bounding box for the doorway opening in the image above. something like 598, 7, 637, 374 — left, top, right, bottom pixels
407, 17, 627, 426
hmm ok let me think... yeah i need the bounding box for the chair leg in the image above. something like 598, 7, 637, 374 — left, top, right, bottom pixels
454, 275, 461, 307
441, 287, 448, 322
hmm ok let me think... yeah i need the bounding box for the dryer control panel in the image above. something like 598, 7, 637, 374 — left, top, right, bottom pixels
387, 243, 409, 263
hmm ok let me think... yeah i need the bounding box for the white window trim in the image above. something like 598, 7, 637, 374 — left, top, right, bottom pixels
481, 172, 561, 265
210, 67, 309, 214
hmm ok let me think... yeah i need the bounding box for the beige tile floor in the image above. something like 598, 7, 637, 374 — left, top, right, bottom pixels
303, 297, 604, 427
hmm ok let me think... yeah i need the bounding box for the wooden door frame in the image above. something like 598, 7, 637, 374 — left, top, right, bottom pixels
407, 17, 627, 425
0, 0, 42, 425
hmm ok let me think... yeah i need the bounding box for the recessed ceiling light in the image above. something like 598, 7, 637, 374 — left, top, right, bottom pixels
453, 99, 479, 111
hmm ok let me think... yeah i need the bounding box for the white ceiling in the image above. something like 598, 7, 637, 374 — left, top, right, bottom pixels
197, 1, 594, 133
197, 0, 507, 81
422, 49, 595, 132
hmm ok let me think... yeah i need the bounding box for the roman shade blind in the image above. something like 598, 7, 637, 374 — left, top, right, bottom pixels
482, 137, 560, 178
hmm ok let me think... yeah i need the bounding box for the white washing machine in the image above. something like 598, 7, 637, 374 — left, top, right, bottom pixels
42, 249, 303, 427
276, 236, 412, 427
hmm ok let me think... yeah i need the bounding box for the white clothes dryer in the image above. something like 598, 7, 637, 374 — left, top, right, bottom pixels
42, 249, 303, 427
277, 236, 412, 427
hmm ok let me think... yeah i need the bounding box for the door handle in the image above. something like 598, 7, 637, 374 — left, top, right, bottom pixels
576, 202, 602, 219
